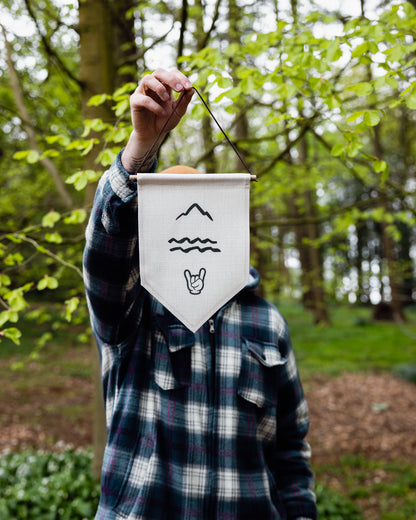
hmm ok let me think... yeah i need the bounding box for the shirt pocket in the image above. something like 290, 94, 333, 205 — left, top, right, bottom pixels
238, 338, 287, 408
152, 324, 194, 390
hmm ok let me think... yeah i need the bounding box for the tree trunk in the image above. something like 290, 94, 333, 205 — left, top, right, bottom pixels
79, 0, 137, 479
292, 137, 329, 324
372, 123, 405, 322
192, 0, 218, 173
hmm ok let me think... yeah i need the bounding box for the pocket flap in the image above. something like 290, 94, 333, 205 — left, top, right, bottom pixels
246, 339, 287, 367
167, 325, 195, 352
153, 326, 192, 390
238, 338, 287, 408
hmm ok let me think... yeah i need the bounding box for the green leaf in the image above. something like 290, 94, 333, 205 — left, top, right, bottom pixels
385, 76, 398, 89
4, 287, 30, 311
13, 149, 40, 164
45, 232, 63, 244
4, 253, 24, 266
112, 82, 136, 99
64, 297, 80, 322
81, 118, 107, 137
37, 278, 48, 290
215, 75, 233, 89
45, 134, 71, 146
346, 110, 366, 123
40, 149, 60, 159
64, 209, 87, 225
347, 82, 373, 96
80, 138, 97, 156
42, 210, 61, 228
13, 150, 30, 161
66, 170, 100, 191
331, 143, 345, 157
114, 98, 130, 117
0, 310, 18, 327
27, 150, 40, 164
373, 160, 388, 173
326, 39, 342, 62
326, 95, 342, 109
0, 274, 11, 287
363, 110, 381, 127
37, 276, 59, 291
109, 126, 131, 144
405, 94, 416, 110
87, 94, 110, 106
98, 148, 117, 167
345, 133, 363, 157
351, 41, 368, 59
46, 277, 59, 289
2, 328, 22, 345
6, 234, 22, 244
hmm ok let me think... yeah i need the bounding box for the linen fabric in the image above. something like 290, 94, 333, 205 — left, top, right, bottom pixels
83, 152, 317, 520
137, 173, 250, 332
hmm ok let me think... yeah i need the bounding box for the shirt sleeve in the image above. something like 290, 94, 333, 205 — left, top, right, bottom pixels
82, 151, 153, 345
274, 321, 318, 520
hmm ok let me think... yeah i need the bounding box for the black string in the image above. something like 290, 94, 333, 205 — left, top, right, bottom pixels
192, 87, 252, 175
134, 86, 252, 175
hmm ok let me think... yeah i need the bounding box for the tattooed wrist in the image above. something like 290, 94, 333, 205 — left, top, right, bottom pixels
122, 151, 157, 174
132, 153, 157, 173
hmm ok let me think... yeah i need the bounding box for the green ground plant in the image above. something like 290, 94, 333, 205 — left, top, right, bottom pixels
0, 450, 362, 520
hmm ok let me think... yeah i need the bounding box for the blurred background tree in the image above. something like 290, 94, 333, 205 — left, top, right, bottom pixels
0, 0, 415, 474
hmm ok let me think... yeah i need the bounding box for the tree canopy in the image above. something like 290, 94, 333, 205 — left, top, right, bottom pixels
0, 0, 415, 348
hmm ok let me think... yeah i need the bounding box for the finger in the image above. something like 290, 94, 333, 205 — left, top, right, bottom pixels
199, 268, 206, 281
130, 91, 169, 117
184, 270, 191, 283
173, 88, 194, 119
138, 73, 171, 102
152, 68, 192, 93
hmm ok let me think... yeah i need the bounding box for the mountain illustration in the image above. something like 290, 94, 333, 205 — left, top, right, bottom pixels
175, 203, 213, 221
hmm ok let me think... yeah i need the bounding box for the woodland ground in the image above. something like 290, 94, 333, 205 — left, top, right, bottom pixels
1, 303, 416, 519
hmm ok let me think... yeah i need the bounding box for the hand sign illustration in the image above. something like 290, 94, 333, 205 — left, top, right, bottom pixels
184, 268, 206, 295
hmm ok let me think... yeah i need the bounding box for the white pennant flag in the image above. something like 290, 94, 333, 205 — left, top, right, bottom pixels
137, 173, 251, 332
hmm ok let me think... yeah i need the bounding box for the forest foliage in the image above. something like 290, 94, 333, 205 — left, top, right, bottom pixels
0, 0, 415, 348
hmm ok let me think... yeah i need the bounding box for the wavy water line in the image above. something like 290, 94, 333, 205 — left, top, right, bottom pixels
169, 246, 221, 253
168, 237, 218, 245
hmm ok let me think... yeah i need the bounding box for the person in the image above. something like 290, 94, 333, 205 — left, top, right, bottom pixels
83, 68, 317, 520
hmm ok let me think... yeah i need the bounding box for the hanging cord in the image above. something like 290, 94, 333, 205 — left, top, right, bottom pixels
130, 86, 255, 179
192, 87, 253, 175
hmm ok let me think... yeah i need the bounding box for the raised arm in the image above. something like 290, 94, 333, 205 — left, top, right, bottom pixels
83, 69, 193, 345
121, 68, 193, 173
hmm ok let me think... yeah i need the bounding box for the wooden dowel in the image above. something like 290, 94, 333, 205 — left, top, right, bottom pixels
129, 174, 257, 182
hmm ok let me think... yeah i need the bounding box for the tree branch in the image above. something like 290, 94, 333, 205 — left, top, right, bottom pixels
23, 0, 82, 88
1, 25, 74, 209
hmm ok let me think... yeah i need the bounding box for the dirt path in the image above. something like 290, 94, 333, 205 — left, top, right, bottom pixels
306, 372, 416, 464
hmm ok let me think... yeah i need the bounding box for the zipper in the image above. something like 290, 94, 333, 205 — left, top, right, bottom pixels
207, 316, 217, 519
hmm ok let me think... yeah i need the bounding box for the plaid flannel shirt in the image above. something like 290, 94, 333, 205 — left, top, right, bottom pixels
83, 153, 317, 520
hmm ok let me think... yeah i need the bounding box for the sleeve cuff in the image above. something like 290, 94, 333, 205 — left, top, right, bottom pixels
108, 150, 157, 202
